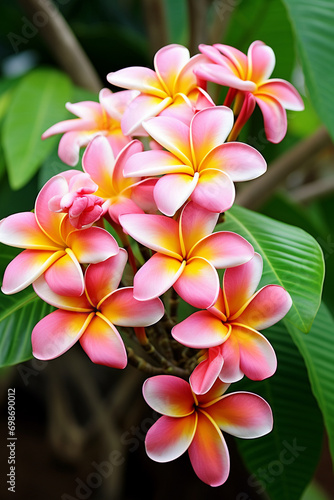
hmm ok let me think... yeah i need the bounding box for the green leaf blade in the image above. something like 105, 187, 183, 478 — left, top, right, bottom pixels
282, 0, 334, 140
2, 68, 72, 190
220, 205, 324, 332
236, 321, 323, 500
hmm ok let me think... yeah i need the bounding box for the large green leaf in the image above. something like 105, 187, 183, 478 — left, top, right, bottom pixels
236, 320, 323, 500
2, 68, 72, 190
0, 245, 53, 367
219, 205, 324, 332
281, 0, 334, 140
287, 303, 334, 465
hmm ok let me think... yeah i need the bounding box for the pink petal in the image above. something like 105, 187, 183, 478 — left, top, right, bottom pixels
175, 53, 209, 94
158, 94, 195, 125
232, 325, 277, 380
172, 311, 229, 348
191, 169, 235, 213
66, 226, 119, 264
35, 176, 67, 245
213, 44, 249, 79
197, 379, 230, 404
188, 411, 230, 487
236, 285, 292, 330
58, 130, 97, 166
145, 414, 197, 463
198, 44, 233, 67
107, 66, 166, 97
247, 40, 275, 83
143, 375, 194, 416
106, 129, 132, 158
44, 251, 84, 296
206, 391, 273, 438
84, 249, 128, 306
179, 201, 218, 255
190, 348, 225, 395
190, 106, 233, 165
130, 178, 158, 213
82, 135, 116, 194
99, 88, 139, 121
143, 116, 192, 166
154, 173, 198, 216
257, 78, 304, 110
194, 63, 256, 92
119, 213, 182, 258
79, 315, 127, 368
223, 252, 263, 317
123, 149, 191, 178
200, 142, 267, 181
174, 257, 220, 309
101, 287, 164, 326
0, 212, 60, 250
109, 197, 144, 225
32, 309, 91, 359
191, 231, 254, 268
65, 101, 102, 120
219, 336, 243, 383
42, 118, 96, 138
33, 274, 91, 311
154, 44, 190, 94
132, 253, 184, 300
255, 94, 287, 143
121, 94, 172, 136
112, 139, 144, 192
1, 249, 64, 294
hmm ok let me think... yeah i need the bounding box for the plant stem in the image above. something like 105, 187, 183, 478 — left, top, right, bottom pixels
236, 127, 332, 210
18, 0, 103, 92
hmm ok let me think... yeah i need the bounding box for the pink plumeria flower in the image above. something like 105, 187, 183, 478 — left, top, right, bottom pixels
107, 44, 213, 136
48, 171, 104, 229
0, 175, 119, 296
143, 376, 272, 486
82, 136, 157, 225
42, 88, 138, 166
123, 106, 266, 216
196, 41, 304, 143
172, 253, 292, 394
32, 251, 164, 367
120, 201, 254, 308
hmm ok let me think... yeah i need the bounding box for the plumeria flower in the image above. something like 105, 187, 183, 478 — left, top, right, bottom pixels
48, 171, 104, 229
0, 175, 119, 296
172, 253, 292, 394
143, 376, 273, 487
120, 201, 254, 308
32, 250, 164, 367
42, 88, 138, 166
107, 44, 213, 136
82, 136, 157, 225
123, 106, 266, 216
196, 41, 304, 143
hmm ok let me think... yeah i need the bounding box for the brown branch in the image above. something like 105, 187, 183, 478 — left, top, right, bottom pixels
142, 0, 169, 56
187, 0, 210, 54
127, 347, 189, 378
289, 176, 334, 204
18, 0, 103, 92
236, 127, 332, 210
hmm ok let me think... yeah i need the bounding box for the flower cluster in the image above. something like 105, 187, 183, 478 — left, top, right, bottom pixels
0, 42, 301, 486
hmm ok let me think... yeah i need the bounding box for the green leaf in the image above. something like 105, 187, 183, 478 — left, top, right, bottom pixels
2, 68, 72, 190
219, 205, 324, 332
287, 303, 334, 466
0, 245, 53, 367
236, 320, 323, 500
281, 0, 334, 140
